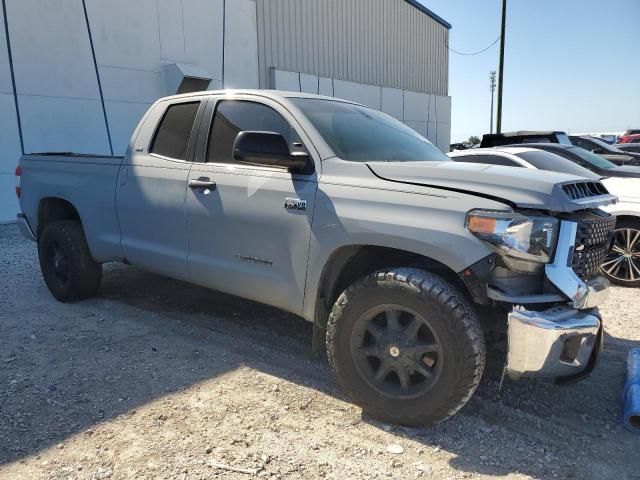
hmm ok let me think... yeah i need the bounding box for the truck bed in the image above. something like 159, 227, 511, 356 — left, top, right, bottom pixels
19, 153, 126, 262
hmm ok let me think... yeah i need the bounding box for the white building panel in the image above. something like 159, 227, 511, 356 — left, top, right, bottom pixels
85, 0, 161, 72
0, 174, 18, 223
428, 94, 436, 123
405, 121, 428, 139
0, 94, 21, 173
436, 95, 452, 124
273, 69, 300, 92
183, 0, 224, 86
299, 74, 319, 94
403, 91, 429, 122
333, 79, 381, 109
19, 95, 110, 155
99, 66, 162, 103
381, 87, 404, 121
157, 0, 187, 63
318, 77, 333, 97
0, 13, 12, 94
427, 122, 438, 145
437, 123, 451, 152
224, 0, 259, 89
6, 0, 100, 99
105, 101, 151, 155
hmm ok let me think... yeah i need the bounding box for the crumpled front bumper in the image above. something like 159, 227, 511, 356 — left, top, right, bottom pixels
506, 305, 602, 381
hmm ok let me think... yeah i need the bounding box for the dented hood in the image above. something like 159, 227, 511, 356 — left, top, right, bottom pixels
366, 161, 617, 212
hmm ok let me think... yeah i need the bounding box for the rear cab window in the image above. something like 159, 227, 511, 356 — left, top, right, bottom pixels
150, 101, 201, 160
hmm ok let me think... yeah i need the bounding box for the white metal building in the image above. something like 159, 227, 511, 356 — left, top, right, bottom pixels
0, 0, 451, 223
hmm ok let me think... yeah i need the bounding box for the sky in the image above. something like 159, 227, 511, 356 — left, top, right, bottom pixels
419, 0, 640, 143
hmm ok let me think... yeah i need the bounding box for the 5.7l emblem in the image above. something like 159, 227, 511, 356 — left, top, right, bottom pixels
284, 198, 307, 211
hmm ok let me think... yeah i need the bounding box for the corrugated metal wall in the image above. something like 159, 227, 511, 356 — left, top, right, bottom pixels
256, 0, 449, 96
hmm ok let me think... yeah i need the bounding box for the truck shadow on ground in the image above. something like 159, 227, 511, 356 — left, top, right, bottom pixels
2, 261, 638, 479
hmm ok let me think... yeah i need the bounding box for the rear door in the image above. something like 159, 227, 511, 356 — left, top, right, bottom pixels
185, 96, 319, 314
116, 97, 205, 280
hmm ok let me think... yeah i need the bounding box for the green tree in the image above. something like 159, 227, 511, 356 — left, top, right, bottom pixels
467, 135, 481, 146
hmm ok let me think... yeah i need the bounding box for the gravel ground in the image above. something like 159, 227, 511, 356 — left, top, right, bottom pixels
0, 223, 639, 480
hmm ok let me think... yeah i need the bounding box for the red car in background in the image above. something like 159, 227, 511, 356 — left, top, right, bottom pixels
618, 129, 640, 143
618, 133, 640, 144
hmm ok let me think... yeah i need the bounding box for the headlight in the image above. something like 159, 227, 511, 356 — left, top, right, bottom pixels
466, 210, 559, 264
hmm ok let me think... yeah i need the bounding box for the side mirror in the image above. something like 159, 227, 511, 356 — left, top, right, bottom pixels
233, 131, 309, 172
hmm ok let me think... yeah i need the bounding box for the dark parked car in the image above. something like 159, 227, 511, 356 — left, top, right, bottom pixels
512, 143, 640, 178
570, 136, 640, 166
480, 130, 571, 148
616, 143, 640, 154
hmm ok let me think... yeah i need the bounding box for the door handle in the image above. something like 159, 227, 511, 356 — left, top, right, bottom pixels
188, 178, 217, 190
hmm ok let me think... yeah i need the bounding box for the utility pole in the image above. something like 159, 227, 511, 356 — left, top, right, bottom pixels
496, 0, 507, 133
489, 71, 496, 134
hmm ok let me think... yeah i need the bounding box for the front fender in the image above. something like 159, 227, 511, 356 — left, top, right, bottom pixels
301, 181, 506, 322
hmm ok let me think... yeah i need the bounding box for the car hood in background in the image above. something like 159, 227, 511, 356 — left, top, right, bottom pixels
604, 165, 640, 178
366, 161, 617, 212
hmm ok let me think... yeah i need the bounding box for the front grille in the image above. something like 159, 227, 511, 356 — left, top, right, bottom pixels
562, 181, 609, 201
569, 210, 616, 279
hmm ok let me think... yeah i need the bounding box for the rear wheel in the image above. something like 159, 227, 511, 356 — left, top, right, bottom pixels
601, 218, 640, 287
326, 267, 485, 426
38, 221, 102, 302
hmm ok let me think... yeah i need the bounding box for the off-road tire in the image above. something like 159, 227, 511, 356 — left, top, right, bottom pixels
326, 267, 485, 426
38, 221, 102, 302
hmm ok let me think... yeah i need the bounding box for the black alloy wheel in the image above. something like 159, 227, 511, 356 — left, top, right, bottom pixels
351, 304, 443, 399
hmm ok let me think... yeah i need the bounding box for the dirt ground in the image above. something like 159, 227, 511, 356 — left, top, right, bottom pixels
1, 223, 639, 480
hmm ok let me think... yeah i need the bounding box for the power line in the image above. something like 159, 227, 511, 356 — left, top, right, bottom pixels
446, 36, 501, 56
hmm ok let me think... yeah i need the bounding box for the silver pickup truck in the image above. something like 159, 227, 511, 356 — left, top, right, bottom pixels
16, 90, 617, 426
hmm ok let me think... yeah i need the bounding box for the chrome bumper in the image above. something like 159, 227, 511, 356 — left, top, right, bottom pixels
16, 213, 36, 241
506, 305, 601, 380
545, 220, 610, 309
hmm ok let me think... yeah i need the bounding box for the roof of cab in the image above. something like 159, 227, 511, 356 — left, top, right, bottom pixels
155, 89, 361, 105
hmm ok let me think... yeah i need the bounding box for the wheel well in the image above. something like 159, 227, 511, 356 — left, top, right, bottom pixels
37, 198, 81, 237
615, 215, 640, 227
312, 245, 472, 351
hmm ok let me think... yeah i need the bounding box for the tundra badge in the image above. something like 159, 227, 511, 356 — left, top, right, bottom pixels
284, 198, 307, 211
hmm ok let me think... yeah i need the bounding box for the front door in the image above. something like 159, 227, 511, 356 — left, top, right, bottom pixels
185, 97, 318, 314
117, 98, 204, 280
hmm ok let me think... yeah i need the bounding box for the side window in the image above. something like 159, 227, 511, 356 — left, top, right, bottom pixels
150, 102, 200, 160
207, 100, 301, 164
453, 154, 520, 167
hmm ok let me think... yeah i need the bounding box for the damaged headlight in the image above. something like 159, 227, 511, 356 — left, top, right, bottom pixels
466, 210, 559, 264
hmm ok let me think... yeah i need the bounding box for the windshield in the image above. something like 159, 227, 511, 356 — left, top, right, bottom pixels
289, 98, 450, 162
568, 146, 617, 169
556, 133, 572, 145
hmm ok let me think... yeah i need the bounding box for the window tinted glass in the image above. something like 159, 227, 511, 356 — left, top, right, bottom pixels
452, 154, 521, 167
566, 147, 617, 169
208, 100, 300, 163
290, 98, 449, 162
150, 102, 200, 160
515, 150, 600, 179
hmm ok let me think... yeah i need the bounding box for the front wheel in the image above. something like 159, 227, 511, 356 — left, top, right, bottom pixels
326, 267, 485, 426
601, 218, 640, 287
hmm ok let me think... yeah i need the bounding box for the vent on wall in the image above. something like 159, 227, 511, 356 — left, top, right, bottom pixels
162, 63, 212, 95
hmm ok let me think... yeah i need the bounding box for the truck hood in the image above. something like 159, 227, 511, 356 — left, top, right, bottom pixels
366, 161, 617, 212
